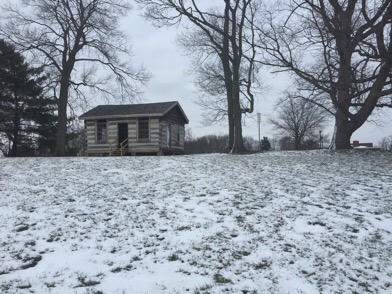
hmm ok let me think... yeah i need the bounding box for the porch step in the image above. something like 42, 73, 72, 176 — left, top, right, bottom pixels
110, 148, 123, 156
110, 147, 128, 156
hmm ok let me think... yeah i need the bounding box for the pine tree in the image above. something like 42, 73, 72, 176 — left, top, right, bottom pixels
0, 39, 54, 156
28, 98, 58, 155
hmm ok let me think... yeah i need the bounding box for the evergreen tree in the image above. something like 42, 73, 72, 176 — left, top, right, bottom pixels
0, 39, 54, 156
29, 98, 58, 155
260, 137, 271, 151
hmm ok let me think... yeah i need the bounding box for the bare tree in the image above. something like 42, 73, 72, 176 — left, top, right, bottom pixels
269, 94, 328, 150
257, 0, 392, 149
178, 20, 261, 147
137, 0, 260, 153
0, 0, 150, 156
379, 135, 392, 151
0, 133, 8, 156
187, 58, 228, 126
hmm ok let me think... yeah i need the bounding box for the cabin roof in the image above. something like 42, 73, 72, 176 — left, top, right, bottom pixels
79, 101, 189, 123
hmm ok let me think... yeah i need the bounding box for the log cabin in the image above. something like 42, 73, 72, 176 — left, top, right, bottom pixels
79, 101, 189, 156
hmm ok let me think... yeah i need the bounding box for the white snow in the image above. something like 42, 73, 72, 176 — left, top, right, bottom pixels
0, 151, 391, 293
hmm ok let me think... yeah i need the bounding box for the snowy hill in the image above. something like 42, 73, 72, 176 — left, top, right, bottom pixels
0, 151, 391, 293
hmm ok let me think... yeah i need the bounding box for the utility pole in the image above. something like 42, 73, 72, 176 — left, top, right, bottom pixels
257, 113, 261, 151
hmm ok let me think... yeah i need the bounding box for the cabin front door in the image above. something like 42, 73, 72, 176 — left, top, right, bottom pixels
118, 123, 128, 147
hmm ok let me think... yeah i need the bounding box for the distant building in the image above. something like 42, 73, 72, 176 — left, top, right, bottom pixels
79, 101, 189, 156
351, 140, 381, 150
352, 140, 373, 148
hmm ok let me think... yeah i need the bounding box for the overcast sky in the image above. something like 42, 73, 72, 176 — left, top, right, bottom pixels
1, 0, 391, 145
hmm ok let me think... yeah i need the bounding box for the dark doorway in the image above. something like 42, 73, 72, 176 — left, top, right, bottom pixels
118, 123, 128, 147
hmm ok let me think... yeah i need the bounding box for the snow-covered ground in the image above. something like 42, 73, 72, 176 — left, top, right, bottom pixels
0, 151, 391, 294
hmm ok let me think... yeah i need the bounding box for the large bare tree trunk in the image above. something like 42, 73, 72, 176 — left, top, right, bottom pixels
229, 1, 246, 154
334, 110, 353, 149
226, 95, 234, 152
231, 105, 246, 153
55, 92, 68, 156
55, 62, 73, 156
230, 77, 246, 153
222, 1, 235, 153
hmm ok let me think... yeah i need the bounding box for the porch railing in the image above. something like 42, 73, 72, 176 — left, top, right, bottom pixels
109, 138, 128, 156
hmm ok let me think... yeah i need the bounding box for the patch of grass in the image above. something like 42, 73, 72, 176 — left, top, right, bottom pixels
188, 259, 198, 266
301, 269, 315, 277
44, 281, 56, 288
253, 259, 272, 270
47, 229, 63, 242
110, 247, 119, 254
110, 267, 123, 273
24, 240, 36, 246
16, 281, 32, 289
178, 268, 192, 275
20, 255, 42, 270
193, 245, 212, 252
75, 272, 102, 287
230, 232, 239, 238
132, 255, 142, 262
282, 243, 296, 253
15, 224, 29, 232
193, 283, 213, 293
84, 289, 105, 294
213, 273, 232, 284
232, 250, 251, 260
346, 225, 360, 233
240, 290, 258, 294
235, 215, 245, 223
111, 264, 133, 273
369, 230, 383, 243
0, 282, 12, 292
0, 267, 12, 276
307, 220, 326, 227
168, 253, 180, 261
176, 225, 192, 231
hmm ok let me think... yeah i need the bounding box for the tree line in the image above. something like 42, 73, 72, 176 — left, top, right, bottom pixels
1, 0, 391, 156
379, 136, 392, 151
184, 132, 270, 154
183, 131, 325, 154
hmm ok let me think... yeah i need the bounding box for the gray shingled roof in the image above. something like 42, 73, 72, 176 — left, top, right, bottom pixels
79, 101, 189, 123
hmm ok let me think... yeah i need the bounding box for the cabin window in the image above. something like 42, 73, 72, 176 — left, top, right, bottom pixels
138, 118, 149, 141
96, 120, 107, 143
